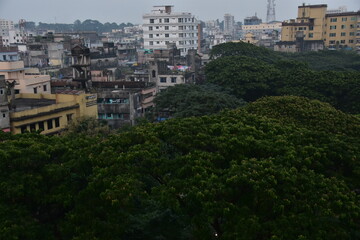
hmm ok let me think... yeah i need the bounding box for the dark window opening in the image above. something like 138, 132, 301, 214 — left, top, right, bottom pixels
47, 119, 53, 129
55, 118, 60, 128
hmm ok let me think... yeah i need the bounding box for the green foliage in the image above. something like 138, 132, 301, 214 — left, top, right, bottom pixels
210, 42, 360, 71
246, 96, 360, 137
0, 97, 359, 239
154, 84, 246, 118
63, 116, 111, 136
206, 43, 360, 114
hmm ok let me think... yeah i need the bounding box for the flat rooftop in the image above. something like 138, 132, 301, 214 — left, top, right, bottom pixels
12, 98, 56, 112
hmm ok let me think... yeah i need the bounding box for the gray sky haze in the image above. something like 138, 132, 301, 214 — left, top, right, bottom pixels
0, 0, 359, 24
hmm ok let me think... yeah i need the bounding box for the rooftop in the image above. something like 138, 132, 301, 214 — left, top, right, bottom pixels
12, 98, 56, 112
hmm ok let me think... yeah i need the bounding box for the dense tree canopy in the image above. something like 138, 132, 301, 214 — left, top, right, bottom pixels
153, 84, 246, 118
205, 43, 360, 114
0, 96, 359, 239
210, 42, 360, 71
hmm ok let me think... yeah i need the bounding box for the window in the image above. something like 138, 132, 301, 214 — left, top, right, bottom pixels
156, 26, 159, 29
67, 114, 73, 123
0, 89, 3, 94
341, 25, 346, 29
164, 18, 169, 23
149, 34, 153, 38
330, 25, 336, 30
308, 33, 313, 38
309, 26, 314, 30
342, 17, 347, 22
159, 19, 162, 23
150, 19, 154, 23
349, 40, 354, 43
351, 17, 356, 21
165, 26, 169, 30
330, 18, 337, 22
171, 77, 177, 83
329, 33, 336, 37
30, 123, 36, 132
21, 126, 27, 133
55, 118, 60, 128
178, 26, 183, 30
178, 18, 183, 23
47, 119, 53, 129
39, 121, 44, 130
149, 26, 153, 30
160, 77, 166, 83
329, 40, 335, 44
179, 33, 183, 37
349, 32, 355, 36
43, 84, 47, 92
149, 41, 153, 45
341, 32, 346, 36
165, 34, 169, 37
33, 87, 37, 94
350, 24, 355, 29
2, 113, 5, 118
340, 40, 345, 44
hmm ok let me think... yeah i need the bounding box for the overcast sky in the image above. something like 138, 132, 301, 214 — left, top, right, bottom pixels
0, 0, 359, 24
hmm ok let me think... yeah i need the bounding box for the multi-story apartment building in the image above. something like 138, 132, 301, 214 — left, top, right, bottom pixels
281, 4, 360, 51
325, 11, 359, 49
143, 5, 198, 56
224, 14, 235, 36
0, 60, 51, 94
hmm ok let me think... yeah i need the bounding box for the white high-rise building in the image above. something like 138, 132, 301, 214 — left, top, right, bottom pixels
143, 5, 198, 56
224, 14, 235, 35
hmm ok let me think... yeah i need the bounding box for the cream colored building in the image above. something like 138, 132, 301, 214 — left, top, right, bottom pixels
0, 61, 51, 94
10, 92, 98, 134
325, 12, 359, 49
281, 4, 327, 42
281, 4, 360, 50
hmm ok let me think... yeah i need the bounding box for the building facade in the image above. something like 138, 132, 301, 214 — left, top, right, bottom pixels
224, 14, 235, 36
0, 78, 10, 132
143, 5, 198, 56
9, 92, 98, 134
325, 11, 359, 49
281, 4, 359, 50
0, 61, 51, 94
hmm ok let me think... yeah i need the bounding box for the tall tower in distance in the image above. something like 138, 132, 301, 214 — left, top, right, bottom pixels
266, 0, 276, 23
224, 14, 235, 35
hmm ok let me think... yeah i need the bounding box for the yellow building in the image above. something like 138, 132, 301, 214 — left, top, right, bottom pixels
10, 92, 97, 134
282, 4, 327, 42
325, 12, 359, 49
281, 4, 360, 50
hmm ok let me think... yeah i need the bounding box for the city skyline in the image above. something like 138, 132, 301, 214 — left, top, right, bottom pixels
0, 0, 359, 24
